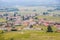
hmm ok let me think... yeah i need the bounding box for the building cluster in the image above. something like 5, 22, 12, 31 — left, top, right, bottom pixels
0, 12, 60, 32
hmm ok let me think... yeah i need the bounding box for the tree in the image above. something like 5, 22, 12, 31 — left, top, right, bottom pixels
43, 12, 49, 15
14, 13, 17, 17
29, 25, 33, 28
47, 25, 53, 32
3, 13, 8, 16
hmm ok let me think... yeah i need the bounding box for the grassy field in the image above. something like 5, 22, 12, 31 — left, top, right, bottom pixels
37, 15, 60, 22
0, 30, 60, 40
0, 18, 6, 22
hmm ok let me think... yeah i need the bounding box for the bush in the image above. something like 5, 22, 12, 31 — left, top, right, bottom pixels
29, 25, 33, 28
11, 28, 17, 31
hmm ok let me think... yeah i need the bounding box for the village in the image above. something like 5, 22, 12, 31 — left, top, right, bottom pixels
0, 0, 60, 40
0, 10, 60, 33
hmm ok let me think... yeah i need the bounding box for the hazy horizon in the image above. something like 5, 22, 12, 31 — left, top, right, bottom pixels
0, 0, 60, 7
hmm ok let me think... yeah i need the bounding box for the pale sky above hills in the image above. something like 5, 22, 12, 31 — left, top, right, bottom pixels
0, 0, 60, 7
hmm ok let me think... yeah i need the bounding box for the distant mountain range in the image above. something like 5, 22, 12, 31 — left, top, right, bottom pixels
0, 8, 19, 12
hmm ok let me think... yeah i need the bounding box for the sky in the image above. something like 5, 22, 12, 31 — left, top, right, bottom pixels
0, 0, 60, 7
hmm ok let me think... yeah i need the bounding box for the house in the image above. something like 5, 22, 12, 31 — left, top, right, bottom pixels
22, 20, 29, 26
14, 16, 22, 26
56, 24, 60, 32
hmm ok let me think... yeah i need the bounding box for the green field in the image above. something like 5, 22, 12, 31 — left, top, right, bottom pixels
0, 30, 60, 40
37, 16, 60, 22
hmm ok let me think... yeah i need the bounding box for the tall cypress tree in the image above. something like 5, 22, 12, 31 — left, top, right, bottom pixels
47, 25, 53, 32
